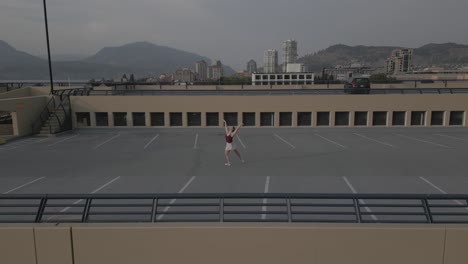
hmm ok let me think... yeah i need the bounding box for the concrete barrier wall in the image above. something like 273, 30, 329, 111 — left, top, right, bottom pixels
0, 96, 49, 136
70, 94, 468, 128
103, 82, 468, 91
0, 87, 32, 100
1, 224, 468, 264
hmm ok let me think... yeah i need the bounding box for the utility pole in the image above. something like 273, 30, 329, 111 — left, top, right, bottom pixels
43, 0, 54, 94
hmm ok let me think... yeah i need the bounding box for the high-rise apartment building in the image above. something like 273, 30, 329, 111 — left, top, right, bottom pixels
247, 60, 257, 73
263, 49, 278, 73
282, 40, 298, 72
208, 60, 224, 80
195, 60, 208, 81
386, 48, 413, 74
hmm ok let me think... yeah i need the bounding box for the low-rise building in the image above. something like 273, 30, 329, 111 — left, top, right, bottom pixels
252, 72, 315, 85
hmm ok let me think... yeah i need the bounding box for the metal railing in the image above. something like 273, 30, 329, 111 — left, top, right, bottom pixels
52, 87, 468, 96
31, 95, 72, 134
1, 193, 468, 224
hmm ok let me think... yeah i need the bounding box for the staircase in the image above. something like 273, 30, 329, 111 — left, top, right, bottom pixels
33, 95, 72, 136
38, 109, 67, 136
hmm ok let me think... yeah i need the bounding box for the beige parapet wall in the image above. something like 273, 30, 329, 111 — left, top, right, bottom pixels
71, 94, 468, 128
1, 224, 468, 264
0, 95, 49, 136
93, 81, 468, 91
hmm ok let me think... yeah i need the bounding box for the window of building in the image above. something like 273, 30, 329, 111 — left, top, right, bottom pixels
76, 112, 90, 127
411, 111, 426, 126
354, 112, 368, 126
317, 112, 330, 126
170, 112, 183, 126
279, 112, 292, 126
277, 75, 283, 80
187, 112, 201, 126
242, 112, 255, 127
392, 111, 406, 126
285, 75, 290, 80
224, 112, 238, 126
306, 75, 312, 79
297, 112, 312, 126
270, 75, 276, 79
132, 112, 146, 127
113, 112, 127, 127
150, 113, 165, 126
255, 75, 261, 80
372, 112, 387, 126
206, 112, 219, 127
95, 113, 109, 127
431, 111, 444, 126
450, 111, 464, 126
299, 75, 305, 79
260, 112, 274, 126
335, 112, 349, 126
262, 75, 268, 80
292, 75, 297, 80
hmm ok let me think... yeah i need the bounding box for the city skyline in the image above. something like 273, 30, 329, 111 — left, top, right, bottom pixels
1, 0, 468, 70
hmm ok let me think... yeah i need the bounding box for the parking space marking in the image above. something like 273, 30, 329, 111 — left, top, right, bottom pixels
237, 135, 247, 149
3, 138, 50, 150
419, 177, 467, 209
262, 176, 271, 220
157, 176, 197, 221
342, 176, 378, 221
2, 177, 46, 194
435, 134, 468, 142
144, 134, 159, 149
93, 134, 120, 150
396, 134, 450, 148
315, 133, 347, 148
47, 134, 80, 147
274, 134, 296, 149
49, 176, 122, 220
354, 133, 396, 148
194, 134, 199, 149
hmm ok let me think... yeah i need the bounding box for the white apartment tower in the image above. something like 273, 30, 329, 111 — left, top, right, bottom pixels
282, 40, 298, 72
263, 49, 278, 73
386, 48, 413, 74
195, 60, 208, 81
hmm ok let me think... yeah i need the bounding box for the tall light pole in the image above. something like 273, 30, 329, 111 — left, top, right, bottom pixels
43, 0, 54, 94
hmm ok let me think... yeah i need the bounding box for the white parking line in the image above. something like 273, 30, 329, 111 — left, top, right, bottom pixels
262, 176, 271, 220
315, 133, 346, 148
354, 133, 396, 148
194, 134, 199, 149
237, 135, 247, 149
2, 177, 46, 194
47, 134, 80, 147
396, 134, 450, 148
3, 138, 50, 150
49, 176, 122, 220
419, 177, 467, 209
144, 134, 159, 149
274, 134, 296, 149
93, 134, 120, 150
435, 134, 468, 142
342, 176, 378, 221
157, 176, 197, 221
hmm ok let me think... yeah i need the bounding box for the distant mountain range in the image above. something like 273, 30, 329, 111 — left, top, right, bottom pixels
0, 40, 235, 80
2, 40, 468, 80
298, 43, 468, 72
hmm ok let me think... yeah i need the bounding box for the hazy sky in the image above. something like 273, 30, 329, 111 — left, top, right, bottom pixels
1, 0, 468, 70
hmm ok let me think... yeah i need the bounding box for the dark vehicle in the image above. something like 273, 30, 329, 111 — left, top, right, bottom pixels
344, 77, 371, 94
